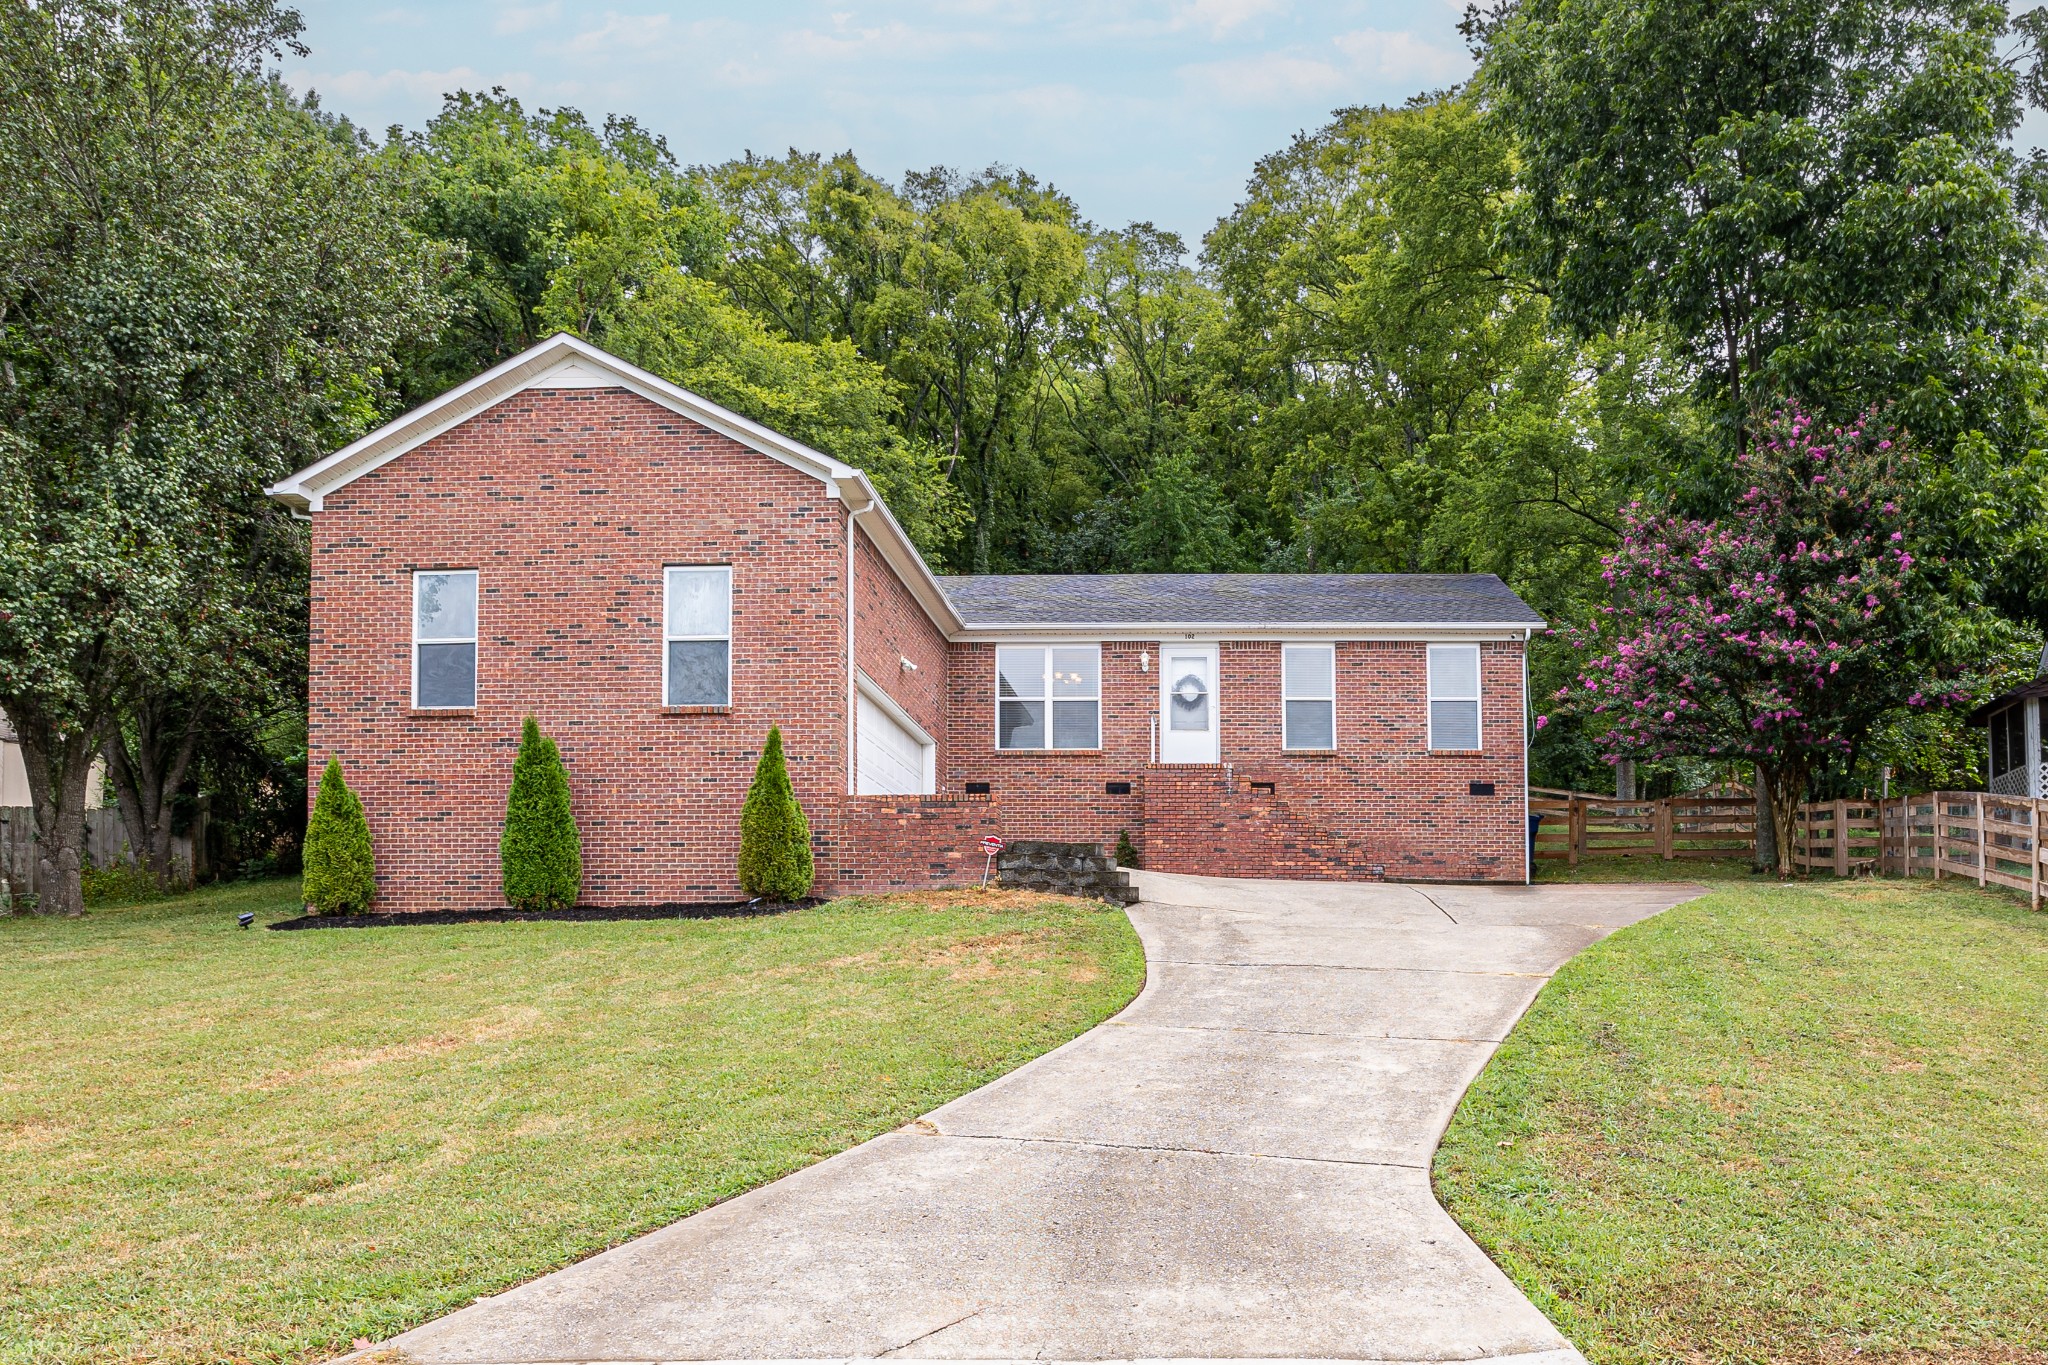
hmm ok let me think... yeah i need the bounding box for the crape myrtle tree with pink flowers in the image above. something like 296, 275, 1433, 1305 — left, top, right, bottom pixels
1543, 407, 1975, 876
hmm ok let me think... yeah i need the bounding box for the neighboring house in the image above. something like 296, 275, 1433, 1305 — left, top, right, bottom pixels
265, 335, 1543, 912
1973, 647, 2048, 797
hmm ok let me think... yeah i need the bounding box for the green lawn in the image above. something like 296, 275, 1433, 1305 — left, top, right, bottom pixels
1436, 875, 2048, 1363
0, 879, 1144, 1365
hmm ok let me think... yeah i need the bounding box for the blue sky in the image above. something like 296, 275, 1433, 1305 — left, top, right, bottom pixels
280, 1, 1477, 249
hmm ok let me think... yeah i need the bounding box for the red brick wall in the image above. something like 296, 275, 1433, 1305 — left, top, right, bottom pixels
816, 795, 1003, 891
851, 523, 949, 765
942, 640, 1150, 851
307, 386, 854, 911
939, 638, 1528, 883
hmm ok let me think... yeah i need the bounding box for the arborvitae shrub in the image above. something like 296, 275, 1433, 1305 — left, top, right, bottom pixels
737, 725, 813, 900
1114, 829, 1141, 869
501, 716, 583, 912
302, 756, 376, 914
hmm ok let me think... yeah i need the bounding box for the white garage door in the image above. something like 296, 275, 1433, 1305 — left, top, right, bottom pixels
858, 690, 933, 795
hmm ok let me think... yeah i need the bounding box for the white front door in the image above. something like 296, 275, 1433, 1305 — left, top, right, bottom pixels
1159, 645, 1220, 764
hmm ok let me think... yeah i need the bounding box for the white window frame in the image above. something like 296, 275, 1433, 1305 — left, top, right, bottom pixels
1282, 643, 1337, 751
662, 564, 734, 707
1427, 643, 1483, 751
994, 644, 1102, 751
411, 569, 478, 710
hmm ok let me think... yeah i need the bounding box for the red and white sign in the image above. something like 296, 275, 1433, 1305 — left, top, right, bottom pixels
981, 835, 1007, 855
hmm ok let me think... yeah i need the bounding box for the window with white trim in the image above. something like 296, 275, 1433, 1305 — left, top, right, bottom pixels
1427, 644, 1482, 750
664, 566, 732, 706
413, 570, 478, 708
997, 645, 1100, 750
1283, 644, 1336, 750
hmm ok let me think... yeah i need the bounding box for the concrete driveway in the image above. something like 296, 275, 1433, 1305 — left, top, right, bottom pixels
383, 872, 1704, 1365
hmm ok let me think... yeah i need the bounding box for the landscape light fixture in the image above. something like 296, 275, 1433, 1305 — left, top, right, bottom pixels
237, 912, 255, 929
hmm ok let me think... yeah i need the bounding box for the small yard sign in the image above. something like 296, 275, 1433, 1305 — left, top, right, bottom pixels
980, 835, 1006, 886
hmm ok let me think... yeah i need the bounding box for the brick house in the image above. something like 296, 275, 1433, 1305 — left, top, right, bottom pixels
266, 335, 1543, 911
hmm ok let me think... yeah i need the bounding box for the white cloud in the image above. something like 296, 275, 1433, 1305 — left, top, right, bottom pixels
1331, 28, 1468, 82
1174, 0, 1286, 39
495, 3, 561, 36
1179, 27, 1469, 106
563, 11, 686, 58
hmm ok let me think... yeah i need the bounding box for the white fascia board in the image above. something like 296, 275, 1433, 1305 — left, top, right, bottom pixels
264, 333, 858, 513
950, 621, 1546, 642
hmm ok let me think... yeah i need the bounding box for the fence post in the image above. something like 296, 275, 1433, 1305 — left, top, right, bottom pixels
2031, 799, 2041, 912
1977, 793, 1987, 888
1833, 798, 1849, 877
1933, 793, 1944, 880
1656, 799, 1674, 860
1570, 797, 1585, 868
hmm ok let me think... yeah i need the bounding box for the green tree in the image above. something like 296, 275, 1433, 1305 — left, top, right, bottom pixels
0, 1, 443, 914
397, 89, 717, 402
302, 756, 374, 914
1467, 0, 2048, 614
500, 716, 582, 912
1204, 97, 1679, 594
737, 726, 813, 901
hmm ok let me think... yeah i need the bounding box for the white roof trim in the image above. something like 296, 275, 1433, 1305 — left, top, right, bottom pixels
951, 621, 1544, 641
264, 333, 964, 637
264, 333, 859, 514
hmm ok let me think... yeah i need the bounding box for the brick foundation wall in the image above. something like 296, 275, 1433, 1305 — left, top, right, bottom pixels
307, 386, 854, 911
815, 795, 1004, 893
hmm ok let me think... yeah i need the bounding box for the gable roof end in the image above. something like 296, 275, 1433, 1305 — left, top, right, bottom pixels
264, 333, 964, 636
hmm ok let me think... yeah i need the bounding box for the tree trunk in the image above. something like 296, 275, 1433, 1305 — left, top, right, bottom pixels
1615, 758, 1636, 800
12, 710, 101, 917
101, 694, 202, 890
1753, 767, 1776, 873
1756, 760, 1809, 879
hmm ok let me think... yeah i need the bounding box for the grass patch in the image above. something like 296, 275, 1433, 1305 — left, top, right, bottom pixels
1435, 876, 2048, 1363
1535, 854, 1771, 883
0, 879, 1144, 1365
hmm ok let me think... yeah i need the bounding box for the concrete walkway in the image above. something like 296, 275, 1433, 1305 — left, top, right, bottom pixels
383, 873, 1704, 1365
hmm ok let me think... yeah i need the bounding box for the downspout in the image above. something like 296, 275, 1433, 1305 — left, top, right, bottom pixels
1523, 630, 1534, 886
846, 509, 857, 796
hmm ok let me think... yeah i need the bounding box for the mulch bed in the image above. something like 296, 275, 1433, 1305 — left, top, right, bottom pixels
267, 898, 823, 930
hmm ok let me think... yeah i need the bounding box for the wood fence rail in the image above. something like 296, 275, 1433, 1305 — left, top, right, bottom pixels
1529, 787, 1756, 865
1534, 786, 2048, 909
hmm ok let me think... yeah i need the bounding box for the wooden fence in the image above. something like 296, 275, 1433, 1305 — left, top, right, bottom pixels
0, 806, 203, 903
1530, 787, 1756, 865
1879, 792, 2045, 908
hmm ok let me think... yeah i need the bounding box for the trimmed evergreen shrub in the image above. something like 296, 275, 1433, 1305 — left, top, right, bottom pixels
1114, 829, 1141, 869
737, 725, 813, 900
302, 756, 376, 914
501, 717, 583, 912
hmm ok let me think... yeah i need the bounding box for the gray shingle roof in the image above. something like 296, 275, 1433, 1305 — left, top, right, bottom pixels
937, 573, 1543, 628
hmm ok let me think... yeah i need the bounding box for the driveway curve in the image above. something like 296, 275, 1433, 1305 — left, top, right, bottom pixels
383, 873, 1704, 1365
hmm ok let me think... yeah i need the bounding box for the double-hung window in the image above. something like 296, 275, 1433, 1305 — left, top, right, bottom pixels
665, 566, 732, 706
1427, 644, 1482, 750
1283, 644, 1336, 750
997, 646, 1100, 750
413, 570, 478, 709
